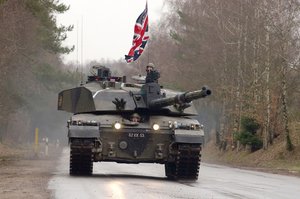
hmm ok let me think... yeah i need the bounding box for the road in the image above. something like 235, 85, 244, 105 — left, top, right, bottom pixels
49, 148, 300, 199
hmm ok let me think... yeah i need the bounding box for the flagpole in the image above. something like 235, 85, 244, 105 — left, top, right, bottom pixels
147, 0, 150, 64
147, 38, 150, 64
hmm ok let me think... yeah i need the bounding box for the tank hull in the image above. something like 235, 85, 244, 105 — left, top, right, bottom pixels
68, 114, 204, 180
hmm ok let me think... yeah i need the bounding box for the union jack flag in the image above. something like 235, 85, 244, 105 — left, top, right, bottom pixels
125, 3, 149, 63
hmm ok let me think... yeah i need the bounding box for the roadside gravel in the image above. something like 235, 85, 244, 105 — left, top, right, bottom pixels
0, 144, 61, 199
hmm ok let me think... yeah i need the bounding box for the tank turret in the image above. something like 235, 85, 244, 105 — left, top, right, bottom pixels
136, 82, 211, 112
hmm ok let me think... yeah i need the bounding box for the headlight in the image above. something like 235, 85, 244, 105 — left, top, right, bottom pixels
114, 122, 122, 130
168, 121, 173, 129
168, 121, 178, 129
152, 123, 160, 131
173, 121, 178, 128
190, 124, 195, 130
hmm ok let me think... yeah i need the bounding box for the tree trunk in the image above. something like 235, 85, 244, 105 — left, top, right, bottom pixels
234, 11, 243, 135
281, 61, 293, 151
263, 30, 271, 149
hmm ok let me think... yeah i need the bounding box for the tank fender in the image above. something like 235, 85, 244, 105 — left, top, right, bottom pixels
68, 126, 99, 138
174, 129, 204, 144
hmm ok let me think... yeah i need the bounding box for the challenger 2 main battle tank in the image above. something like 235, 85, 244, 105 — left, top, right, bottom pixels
58, 65, 211, 180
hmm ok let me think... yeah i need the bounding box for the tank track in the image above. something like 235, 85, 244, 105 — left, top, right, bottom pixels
69, 139, 94, 175
165, 144, 201, 180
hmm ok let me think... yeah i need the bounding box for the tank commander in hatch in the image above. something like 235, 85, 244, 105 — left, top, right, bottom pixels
145, 63, 160, 83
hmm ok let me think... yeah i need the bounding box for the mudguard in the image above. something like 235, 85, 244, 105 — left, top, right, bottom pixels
68, 126, 99, 138
174, 129, 204, 144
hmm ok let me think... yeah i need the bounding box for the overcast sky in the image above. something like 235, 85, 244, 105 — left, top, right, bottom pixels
56, 0, 164, 63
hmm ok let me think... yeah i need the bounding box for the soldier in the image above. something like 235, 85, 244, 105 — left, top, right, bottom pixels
130, 113, 141, 123
145, 63, 160, 83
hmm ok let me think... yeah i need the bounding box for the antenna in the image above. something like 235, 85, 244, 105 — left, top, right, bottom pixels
76, 20, 79, 86
80, 16, 84, 85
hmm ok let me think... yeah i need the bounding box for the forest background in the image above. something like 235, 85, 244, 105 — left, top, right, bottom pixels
0, 0, 299, 171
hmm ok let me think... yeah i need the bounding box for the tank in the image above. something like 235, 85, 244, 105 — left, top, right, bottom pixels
58, 65, 211, 180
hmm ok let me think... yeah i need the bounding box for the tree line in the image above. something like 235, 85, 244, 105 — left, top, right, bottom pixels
0, 0, 79, 143
134, 0, 300, 151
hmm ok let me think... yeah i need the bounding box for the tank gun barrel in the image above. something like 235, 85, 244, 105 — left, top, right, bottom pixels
149, 87, 211, 108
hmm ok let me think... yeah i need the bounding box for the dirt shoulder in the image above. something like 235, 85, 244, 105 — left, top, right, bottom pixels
202, 139, 300, 177
0, 144, 61, 199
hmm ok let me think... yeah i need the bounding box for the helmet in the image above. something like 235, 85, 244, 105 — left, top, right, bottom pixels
147, 63, 155, 69
131, 113, 141, 119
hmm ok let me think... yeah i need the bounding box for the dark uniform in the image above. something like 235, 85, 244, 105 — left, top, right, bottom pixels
145, 63, 160, 83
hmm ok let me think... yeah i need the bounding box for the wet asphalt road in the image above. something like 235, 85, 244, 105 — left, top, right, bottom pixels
49, 148, 300, 199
